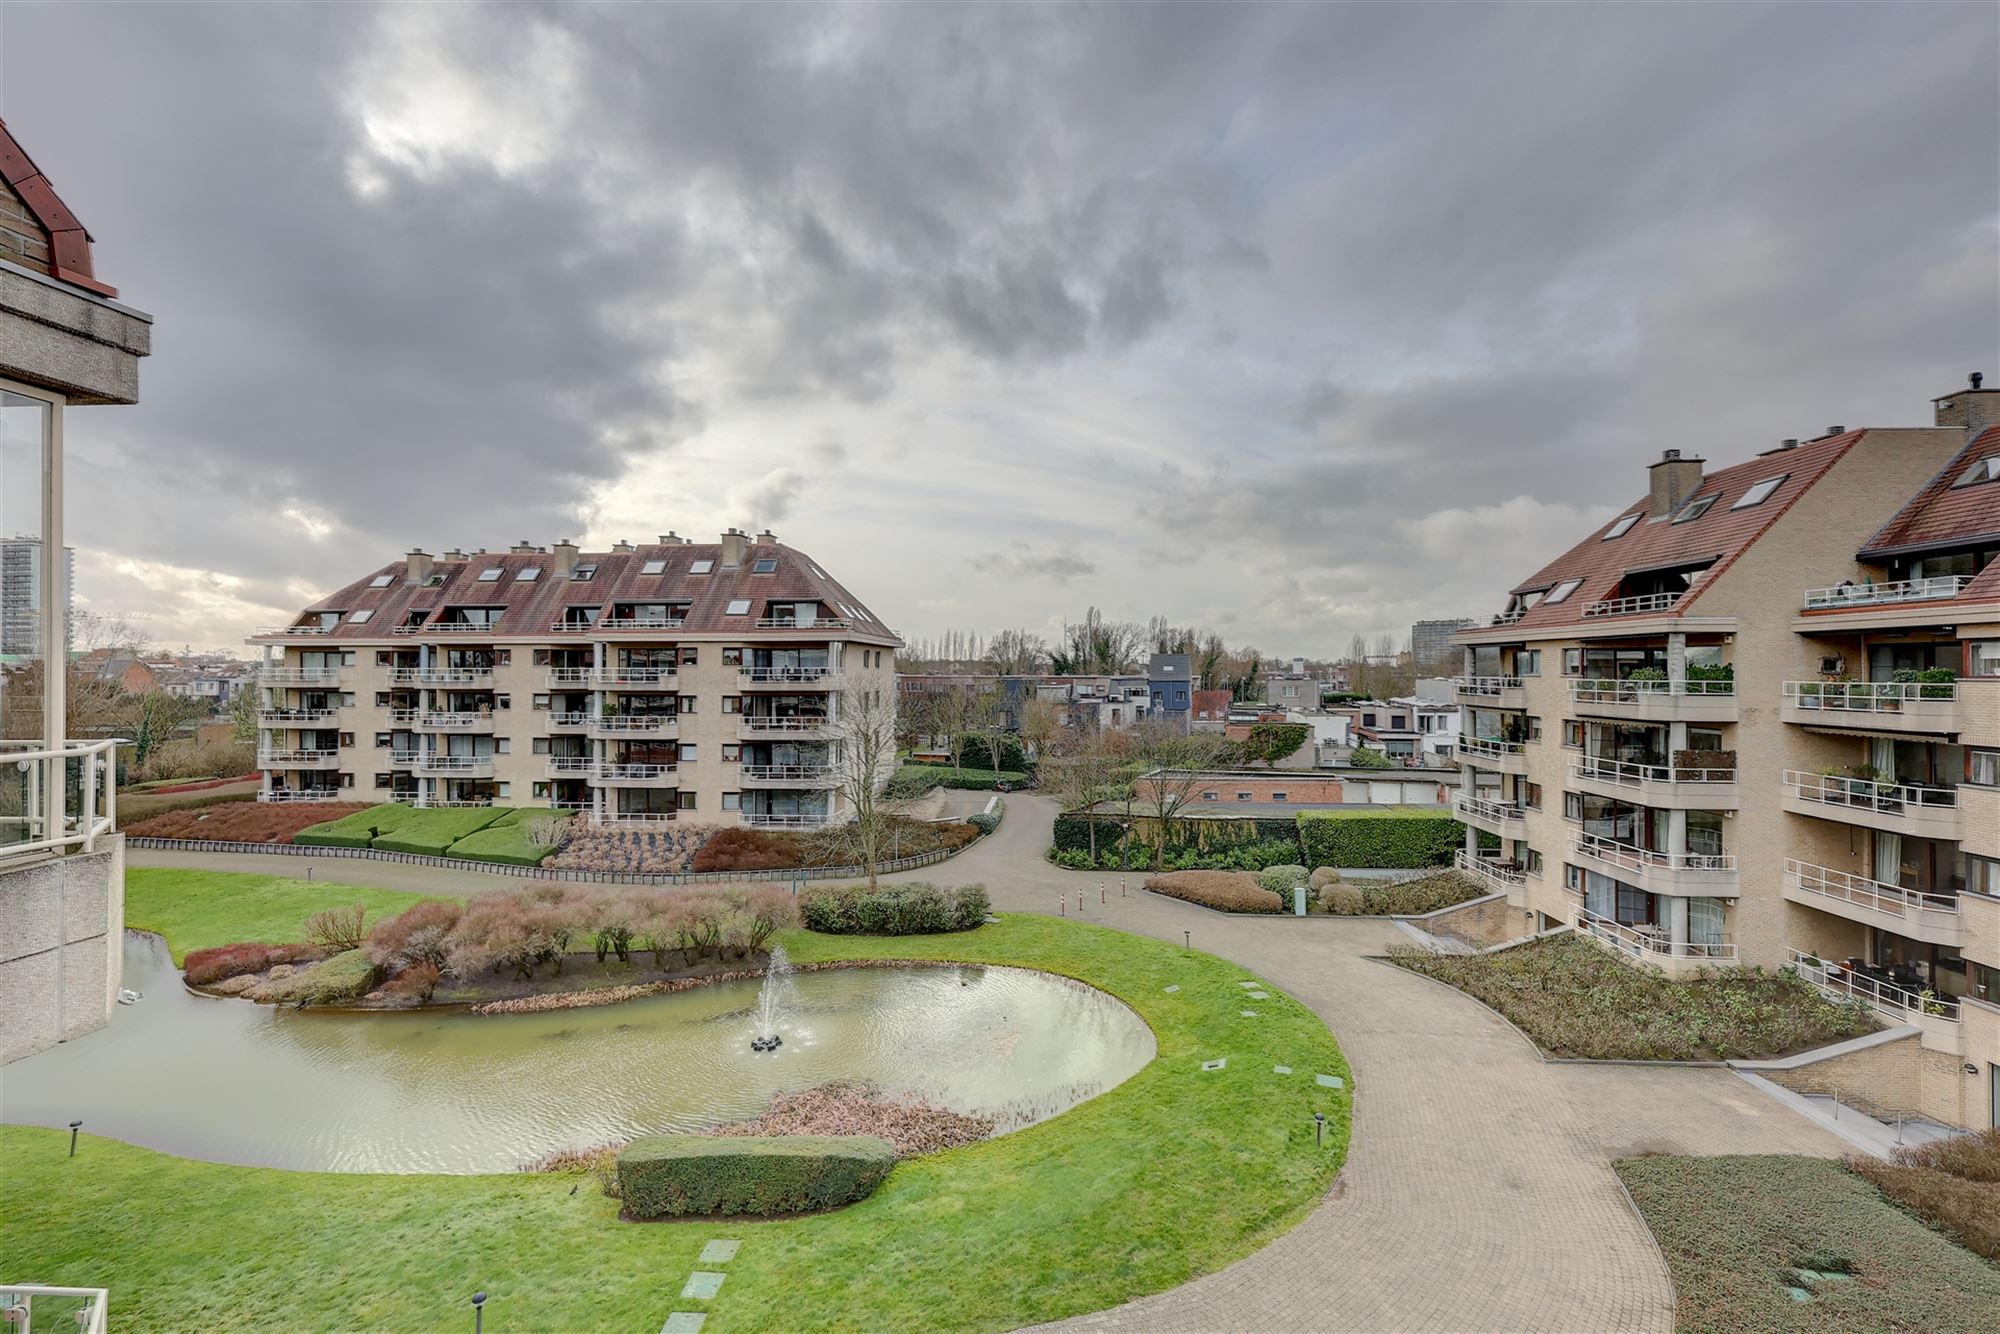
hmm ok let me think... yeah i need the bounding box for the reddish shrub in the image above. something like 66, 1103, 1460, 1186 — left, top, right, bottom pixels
185, 943, 275, 985
1849, 1126, 2000, 1259
1142, 871, 1283, 914
690, 827, 803, 873
125, 802, 371, 844
366, 900, 462, 973
383, 962, 441, 1002
303, 904, 367, 953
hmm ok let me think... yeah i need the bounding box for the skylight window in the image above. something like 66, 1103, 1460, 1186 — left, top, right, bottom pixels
641, 559, 668, 575
369, 574, 395, 588
1732, 474, 1788, 509
688, 559, 714, 575
516, 567, 541, 582
571, 564, 597, 582
1544, 578, 1583, 605
1950, 455, 2000, 488
476, 567, 503, 582
1602, 514, 1640, 540
752, 558, 779, 574
348, 609, 374, 625
808, 565, 825, 578
1672, 494, 1720, 524
725, 598, 752, 615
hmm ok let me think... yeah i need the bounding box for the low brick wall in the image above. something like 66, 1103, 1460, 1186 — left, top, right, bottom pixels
1762, 1031, 1923, 1117
1421, 894, 1528, 948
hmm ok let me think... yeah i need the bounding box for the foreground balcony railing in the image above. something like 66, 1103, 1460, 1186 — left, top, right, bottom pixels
257, 748, 342, 768
1781, 769, 1957, 815
418, 711, 494, 730
386, 707, 421, 725
594, 762, 678, 784
1802, 575, 1969, 611
1453, 675, 1524, 695
1579, 590, 1683, 619
545, 756, 595, 774
1784, 859, 1960, 917
594, 667, 678, 687
1452, 794, 1526, 828
591, 714, 677, 734
546, 711, 591, 730
0, 738, 120, 862
388, 750, 420, 769
1783, 679, 1958, 711
389, 667, 494, 686
740, 666, 840, 684
544, 666, 596, 686
740, 763, 837, 784
1570, 677, 1734, 704
1575, 908, 1737, 963
413, 755, 494, 775
0, 1284, 110, 1333
1788, 948, 1959, 1023
1454, 847, 1525, 887
1489, 609, 1526, 626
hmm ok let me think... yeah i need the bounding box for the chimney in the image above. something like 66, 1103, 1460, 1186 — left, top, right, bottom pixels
611, 539, 634, 554
442, 548, 467, 562
720, 527, 749, 568
1647, 448, 1705, 516
404, 549, 434, 585
549, 539, 579, 578
1934, 371, 1998, 429
754, 529, 778, 546
657, 532, 688, 545
510, 539, 540, 554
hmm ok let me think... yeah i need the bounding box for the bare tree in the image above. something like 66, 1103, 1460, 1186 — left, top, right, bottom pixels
1018, 694, 1061, 767
827, 687, 907, 890
1044, 727, 1120, 863
986, 629, 1048, 675
1131, 719, 1237, 870
971, 687, 1013, 781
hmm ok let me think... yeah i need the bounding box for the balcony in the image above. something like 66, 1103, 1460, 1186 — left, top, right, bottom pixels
1454, 848, 1525, 895
1780, 681, 1962, 736
755, 616, 851, 630
545, 711, 591, 731
1457, 736, 1528, 775
260, 787, 343, 803
254, 622, 339, 638
1453, 794, 1526, 835
544, 666, 596, 686
1781, 859, 1964, 948
1568, 756, 1739, 811
1574, 908, 1737, 976
1788, 949, 1960, 1033
739, 763, 839, 787
259, 708, 338, 726
256, 748, 342, 769
545, 755, 595, 776
1780, 769, 1960, 840
1802, 575, 1970, 611
596, 810, 680, 825
738, 714, 836, 738
394, 620, 502, 636
388, 667, 494, 686
1570, 833, 1740, 897
1569, 678, 1737, 724
386, 707, 421, 725
590, 714, 678, 738
417, 711, 496, 732
414, 797, 496, 808
741, 811, 837, 828
585, 615, 686, 633
594, 666, 678, 689
1452, 676, 1527, 710
740, 666, 841, 688
258, 666, 343, 686
593, 762, 678, 786
1579, 591, 1683, 619
388, 750, 420, 770
414, 754, 495, 777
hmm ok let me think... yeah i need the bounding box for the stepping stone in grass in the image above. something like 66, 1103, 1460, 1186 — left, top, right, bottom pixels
1163, 984, 1181, 993
1315, 1074, 1345, 1089
698, 1240, 740, 1264
1248, 991, 1270, 1000
1237, 981, 1260, 989
1201, 1058, 1227, 1071
1273, 1065, 1292, 1075
662, 1316, 707, 1333
681, 1273, 726, 1300
1240, 1010, 1259, 1018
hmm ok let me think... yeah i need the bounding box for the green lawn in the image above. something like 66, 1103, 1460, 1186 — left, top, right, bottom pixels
1617, 1155, 2000, 1333
125, 868, 448, 964
7, 911, 1349, 1332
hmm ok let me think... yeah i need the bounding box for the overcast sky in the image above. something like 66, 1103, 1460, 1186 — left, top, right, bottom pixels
4, 2, 1995, 658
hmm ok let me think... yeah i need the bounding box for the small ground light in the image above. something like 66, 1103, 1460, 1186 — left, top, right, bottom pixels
68, 1120, 82, 1156
1099, 884, 1106, 904
1314, 1112, 1325, 1148
1183, 930, 1191, 950
472, 1292, 487, 1333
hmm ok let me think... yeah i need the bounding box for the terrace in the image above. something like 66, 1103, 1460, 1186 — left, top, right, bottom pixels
1780, 679, 1963, 735
1802, 575, 1970, 611
1780, 768, 1961, 839
1781, 859, 1964, 948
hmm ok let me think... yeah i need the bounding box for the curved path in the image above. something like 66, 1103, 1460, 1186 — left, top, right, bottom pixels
131, 798, 1846, 1333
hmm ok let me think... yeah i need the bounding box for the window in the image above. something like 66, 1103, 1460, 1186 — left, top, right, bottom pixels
1970, 750, 2000, 788
338, 732, 355, 747
1525, 849, 1544, 878
1202, 790, 1218, 801
1544, 578, 1583, 604
678, 791, 697, 810
494, 694, 511, 710
679, 696, 697, 713
680, 743, 697, 761
722, 647, 743, 667
532, 694, 550, 710
721, 696, 741, 714
722, 793, 741, 811
532, 738, 550, 755
373, 732, 391, 748
375, 691, 391, 707
721, 744, 741, 762
476, 567, 503, 582
1602, 513, 1640, 540
689, 559, 714, 574
1564, 792, 1585, 821
1732, 474, 1788, 509
1236, 792, 1253, 801
348, 609, 374, 625
641, 559, 668, 575
515, 567, 541, 582
1524, 782, 1542, 809
1563, 648, 1584, 676
495, 783, 510, 799
369, 574, 394, 588
678, 647, 699, 666
1969, 855, 2000, 897
1969, 641, 2000, 677
1270, 791, 1288, 802
1671, 494, 1719, 523
571, 564, 596, 581
495, 738, 511, 755
1525, 716, 1543, 742
1517, 649, 1542, 676
725, 599, 752, 615
1950, 455, 2000, 488
752, 558, 778, 574
374, 773, 392, 788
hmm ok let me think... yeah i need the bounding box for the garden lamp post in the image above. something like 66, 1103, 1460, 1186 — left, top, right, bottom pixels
472, 1291, 487, 1333
68, 1120, 82, 1156
1314, 1112, 1325, 1148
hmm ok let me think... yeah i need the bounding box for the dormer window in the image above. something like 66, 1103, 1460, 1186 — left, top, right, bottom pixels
476, 567, 503, 582
1672, 494, 1720, 523
1951, 455, 2000, 488
571, 564, 597, 582
1602, 514, 1639, 540
369, 574, 394, 588
1731, 474, 1787, 509
689, 559, 715, 575
641, 559, 668, 575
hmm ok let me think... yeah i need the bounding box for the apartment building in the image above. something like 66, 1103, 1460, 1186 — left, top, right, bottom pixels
1, 535, 72, 657
1452, 376, 2000, 1129
250, 530, 899, 828
1411, 617, 1474, 672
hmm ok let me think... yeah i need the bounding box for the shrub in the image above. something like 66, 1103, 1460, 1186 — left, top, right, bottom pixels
292, 803, 419, 849
1254, 864, 1309, 895
366, 900, 462, 974
1848, 1127, 2000, 1260
185, 942, 277, 985
1359, 870, 1489, 916
894, 764, 1028, 793
303, 904, 367, 953
617, 1134, 898, 1219
1308, 866, 1343, 889
1319, 884, 1365, 914
692, 827, 808, 873
711, 1080, 994, 1158
372, 807, 510, 856
1346, 745, 1394, 769
383, 962, 441, 1002
446, 814, 568, 866
800, 882, 989, 936
919, 735, 1029, 773
1297, 809, 1463, 869
126, 800, 370, 844
885, 766, 949, 799
249, 949, 377, 1005
1142, 871, 1283, 913
966, 800, 1003, 834
951, 883, 992, 928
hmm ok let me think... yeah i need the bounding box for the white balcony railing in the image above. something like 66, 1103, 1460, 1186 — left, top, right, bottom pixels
0, 738, 120, 862
419, 711, 492, 729
257, 748, 342, 767
545, 756, 595, 774
1575, 908, 1737, 962
414, 797, 497, 808
739, 715, 835, 733
755, 616, 850, 630
1454, 848, 1526, 886
595, 762, 678, 782
260, 787, 343, 803
388, 750, 420, 768
414, 755, 494, 774
411, 668, 495, 686
740, 763, 837, 783
1570, 677, 1735, 704
1489, 609, 1526, 626
258, 667, 343, 686
740, 666, 840, 684
1802, 575, 1970, 611
595, 667, 678, 686
1788, 949, 1959, 1023
599, 810, 679, 824
386, 708, 421, 725
259, 708, 338, 725
1782, 769, 1958, 815
591, 714, 676, 733
1570, 756, 1737, 787
1572, 832, 1737, 874
1453, 794, 1525, 826
256, 622, 338, 636
1783, 859, 1960, 917
1579, 590, 1684, 618
546, 711, 591, 729
1781, 680, 1959, 712
0, 1285, 110, 1333
1458, 736, 1527, 762
741, 811, 836, 828
1452, 675, 1523, 696
393, 621, 503, 635
544, 666, 596, 686
587, 615, 686, 632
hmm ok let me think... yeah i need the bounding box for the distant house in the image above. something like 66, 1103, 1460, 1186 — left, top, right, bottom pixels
1190, 689, 1231, 731
1148, 653, 1192, 728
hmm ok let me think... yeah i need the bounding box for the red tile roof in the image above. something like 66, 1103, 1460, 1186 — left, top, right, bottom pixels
1492, 433, 1863, 632
0, 117, 116, 297
267, 540, 899, 643
1858, 426, 2000, 557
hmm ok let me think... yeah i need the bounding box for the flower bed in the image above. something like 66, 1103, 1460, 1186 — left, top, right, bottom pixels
1320, 869, 1488, 916
800, 881, 990, 935
1142, 871, 1283, 913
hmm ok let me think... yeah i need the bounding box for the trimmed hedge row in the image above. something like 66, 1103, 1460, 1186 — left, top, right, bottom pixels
617, 1134, 898, 1218
801, 882, 991, 935
440, 809, 560, 866
294, 804, 559, 864
1297, 809, 1463, 869
912, 736, 1030, 772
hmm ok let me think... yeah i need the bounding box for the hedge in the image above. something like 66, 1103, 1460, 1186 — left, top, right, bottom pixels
293, 804, 421, 849
617, 1134, 898, 1218
801, 882, 991, 935
894, 764, 1028, 793
444, 812, 560, 866
247, 949, 377, 1005
1052, 813, 1303, 870
1296, 809, 1463, 869
914, 735, 1030, 773
371, 807, 514, 856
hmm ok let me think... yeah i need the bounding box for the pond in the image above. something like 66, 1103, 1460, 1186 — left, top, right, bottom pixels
0, 933, 1156, 1173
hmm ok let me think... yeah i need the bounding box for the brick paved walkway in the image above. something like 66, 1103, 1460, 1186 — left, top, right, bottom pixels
130, 796, 1849, 1333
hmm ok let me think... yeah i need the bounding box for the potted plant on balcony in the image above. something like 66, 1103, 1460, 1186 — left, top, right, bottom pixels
1915, 667, 1957, 700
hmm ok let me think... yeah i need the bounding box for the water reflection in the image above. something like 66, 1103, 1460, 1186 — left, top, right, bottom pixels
0, 933, 1155, 1173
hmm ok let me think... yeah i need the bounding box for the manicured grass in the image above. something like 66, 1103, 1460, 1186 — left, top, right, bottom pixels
1616, 1155, 2000, 1333
1388, 934, 1876, 1060
4, 914, 1349, 1332
125, 868, 446, 964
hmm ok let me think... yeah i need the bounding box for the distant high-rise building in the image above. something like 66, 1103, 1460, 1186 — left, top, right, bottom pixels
1411, 617, 1474, 670
2, 536, 73, 656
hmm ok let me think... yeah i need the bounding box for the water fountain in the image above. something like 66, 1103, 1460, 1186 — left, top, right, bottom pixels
749, 943, 792, 1052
